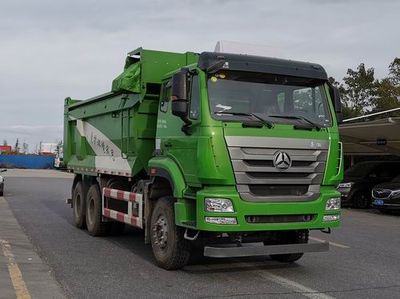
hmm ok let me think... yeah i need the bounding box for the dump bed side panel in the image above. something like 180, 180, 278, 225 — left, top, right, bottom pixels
63, 48, 198, 177
64, 93, 141, 176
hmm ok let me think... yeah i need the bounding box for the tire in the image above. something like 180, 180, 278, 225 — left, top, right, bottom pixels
269, 230, 308, 263
72, 181, 86, 229
150, 197, 190, 270
85, 184, 110, 236
352, 191, 370, 209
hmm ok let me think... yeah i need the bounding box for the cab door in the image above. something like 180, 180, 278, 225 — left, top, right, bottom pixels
156, 74, 201, 186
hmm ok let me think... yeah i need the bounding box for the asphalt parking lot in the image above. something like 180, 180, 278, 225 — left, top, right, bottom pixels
1, 169, 400, 299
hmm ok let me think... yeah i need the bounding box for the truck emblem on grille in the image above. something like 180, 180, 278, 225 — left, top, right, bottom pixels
273, 151, 292, 170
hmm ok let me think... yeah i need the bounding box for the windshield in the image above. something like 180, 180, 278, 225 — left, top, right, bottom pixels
207, 71, 332, 127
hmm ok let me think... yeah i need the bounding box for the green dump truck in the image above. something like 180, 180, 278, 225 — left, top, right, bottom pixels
64, 47, 343, 269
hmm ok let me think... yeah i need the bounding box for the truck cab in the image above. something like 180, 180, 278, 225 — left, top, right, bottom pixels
152, 52, 342, 223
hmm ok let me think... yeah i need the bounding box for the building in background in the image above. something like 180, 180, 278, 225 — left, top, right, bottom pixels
0, 145, 12, 154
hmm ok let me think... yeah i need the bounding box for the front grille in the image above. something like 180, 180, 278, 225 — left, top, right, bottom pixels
246, 214, 316, 224
249, 185, 308, 196
247, 172, 310, 179
245, 160, 313, 167
373, 189, 392, 199
225, 136, 329, 202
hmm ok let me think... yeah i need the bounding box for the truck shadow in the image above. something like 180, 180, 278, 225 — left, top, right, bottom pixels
41, 197, 309, 274
104, 227, 155, 263
104, 227, 300, 273
183, 256, 300, 274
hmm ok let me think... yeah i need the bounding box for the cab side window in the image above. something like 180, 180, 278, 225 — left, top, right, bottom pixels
189, 75, 200, 120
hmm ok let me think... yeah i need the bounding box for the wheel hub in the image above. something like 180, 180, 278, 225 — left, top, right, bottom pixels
153, 215, 168, 249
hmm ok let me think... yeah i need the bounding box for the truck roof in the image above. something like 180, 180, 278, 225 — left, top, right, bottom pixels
198, 51, 328, 80
66, 48, 329, 109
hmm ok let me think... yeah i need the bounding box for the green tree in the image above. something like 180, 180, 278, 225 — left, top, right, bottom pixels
341, 63, 377, 117
372, 58, 400, 113
388, 57, 400, 86
328, 77, 341, 88
328, 76, 363, 119
373, 78, 399, 112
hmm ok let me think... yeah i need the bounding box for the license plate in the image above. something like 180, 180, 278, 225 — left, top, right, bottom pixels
373, 199, 384, 206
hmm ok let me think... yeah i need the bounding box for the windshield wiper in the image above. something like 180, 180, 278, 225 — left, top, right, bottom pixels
215, 111, 274, 128
268, 114, 321, 130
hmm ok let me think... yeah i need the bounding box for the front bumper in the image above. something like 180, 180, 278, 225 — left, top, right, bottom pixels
177, 186, 341, 232
204, 241, 329, 258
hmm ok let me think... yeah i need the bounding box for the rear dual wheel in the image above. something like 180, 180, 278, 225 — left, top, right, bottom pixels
73, 180, 127, 235
86, 184, 110, 236
72, 182, 86, 229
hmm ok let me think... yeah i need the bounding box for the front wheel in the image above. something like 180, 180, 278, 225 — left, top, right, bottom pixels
150, 197, 190, 270
269, 230, 308, 263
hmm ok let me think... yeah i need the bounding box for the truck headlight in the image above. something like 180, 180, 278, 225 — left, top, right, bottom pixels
326, 198, 341, 210
205, 198, 234, 212
338, 182, 353, 189
205, 217, 237, 225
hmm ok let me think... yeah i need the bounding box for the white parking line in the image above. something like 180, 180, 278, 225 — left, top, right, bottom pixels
209, 261, 336, 299
309, 237, 350, 249
254, 270, 335, 299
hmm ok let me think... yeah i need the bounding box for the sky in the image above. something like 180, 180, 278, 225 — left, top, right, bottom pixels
0, 0, 399, 150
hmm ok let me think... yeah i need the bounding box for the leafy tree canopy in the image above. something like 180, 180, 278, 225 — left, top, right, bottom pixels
330, 58, 400, 120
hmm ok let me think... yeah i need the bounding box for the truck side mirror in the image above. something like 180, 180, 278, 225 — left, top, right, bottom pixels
329, 85, 344, 124
171, 100, 188, 119
171, 69, 188, 101
171, 69, 192, 134
171, 69, 189, 118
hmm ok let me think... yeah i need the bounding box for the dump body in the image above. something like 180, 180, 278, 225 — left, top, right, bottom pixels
64, 48, 197, 177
